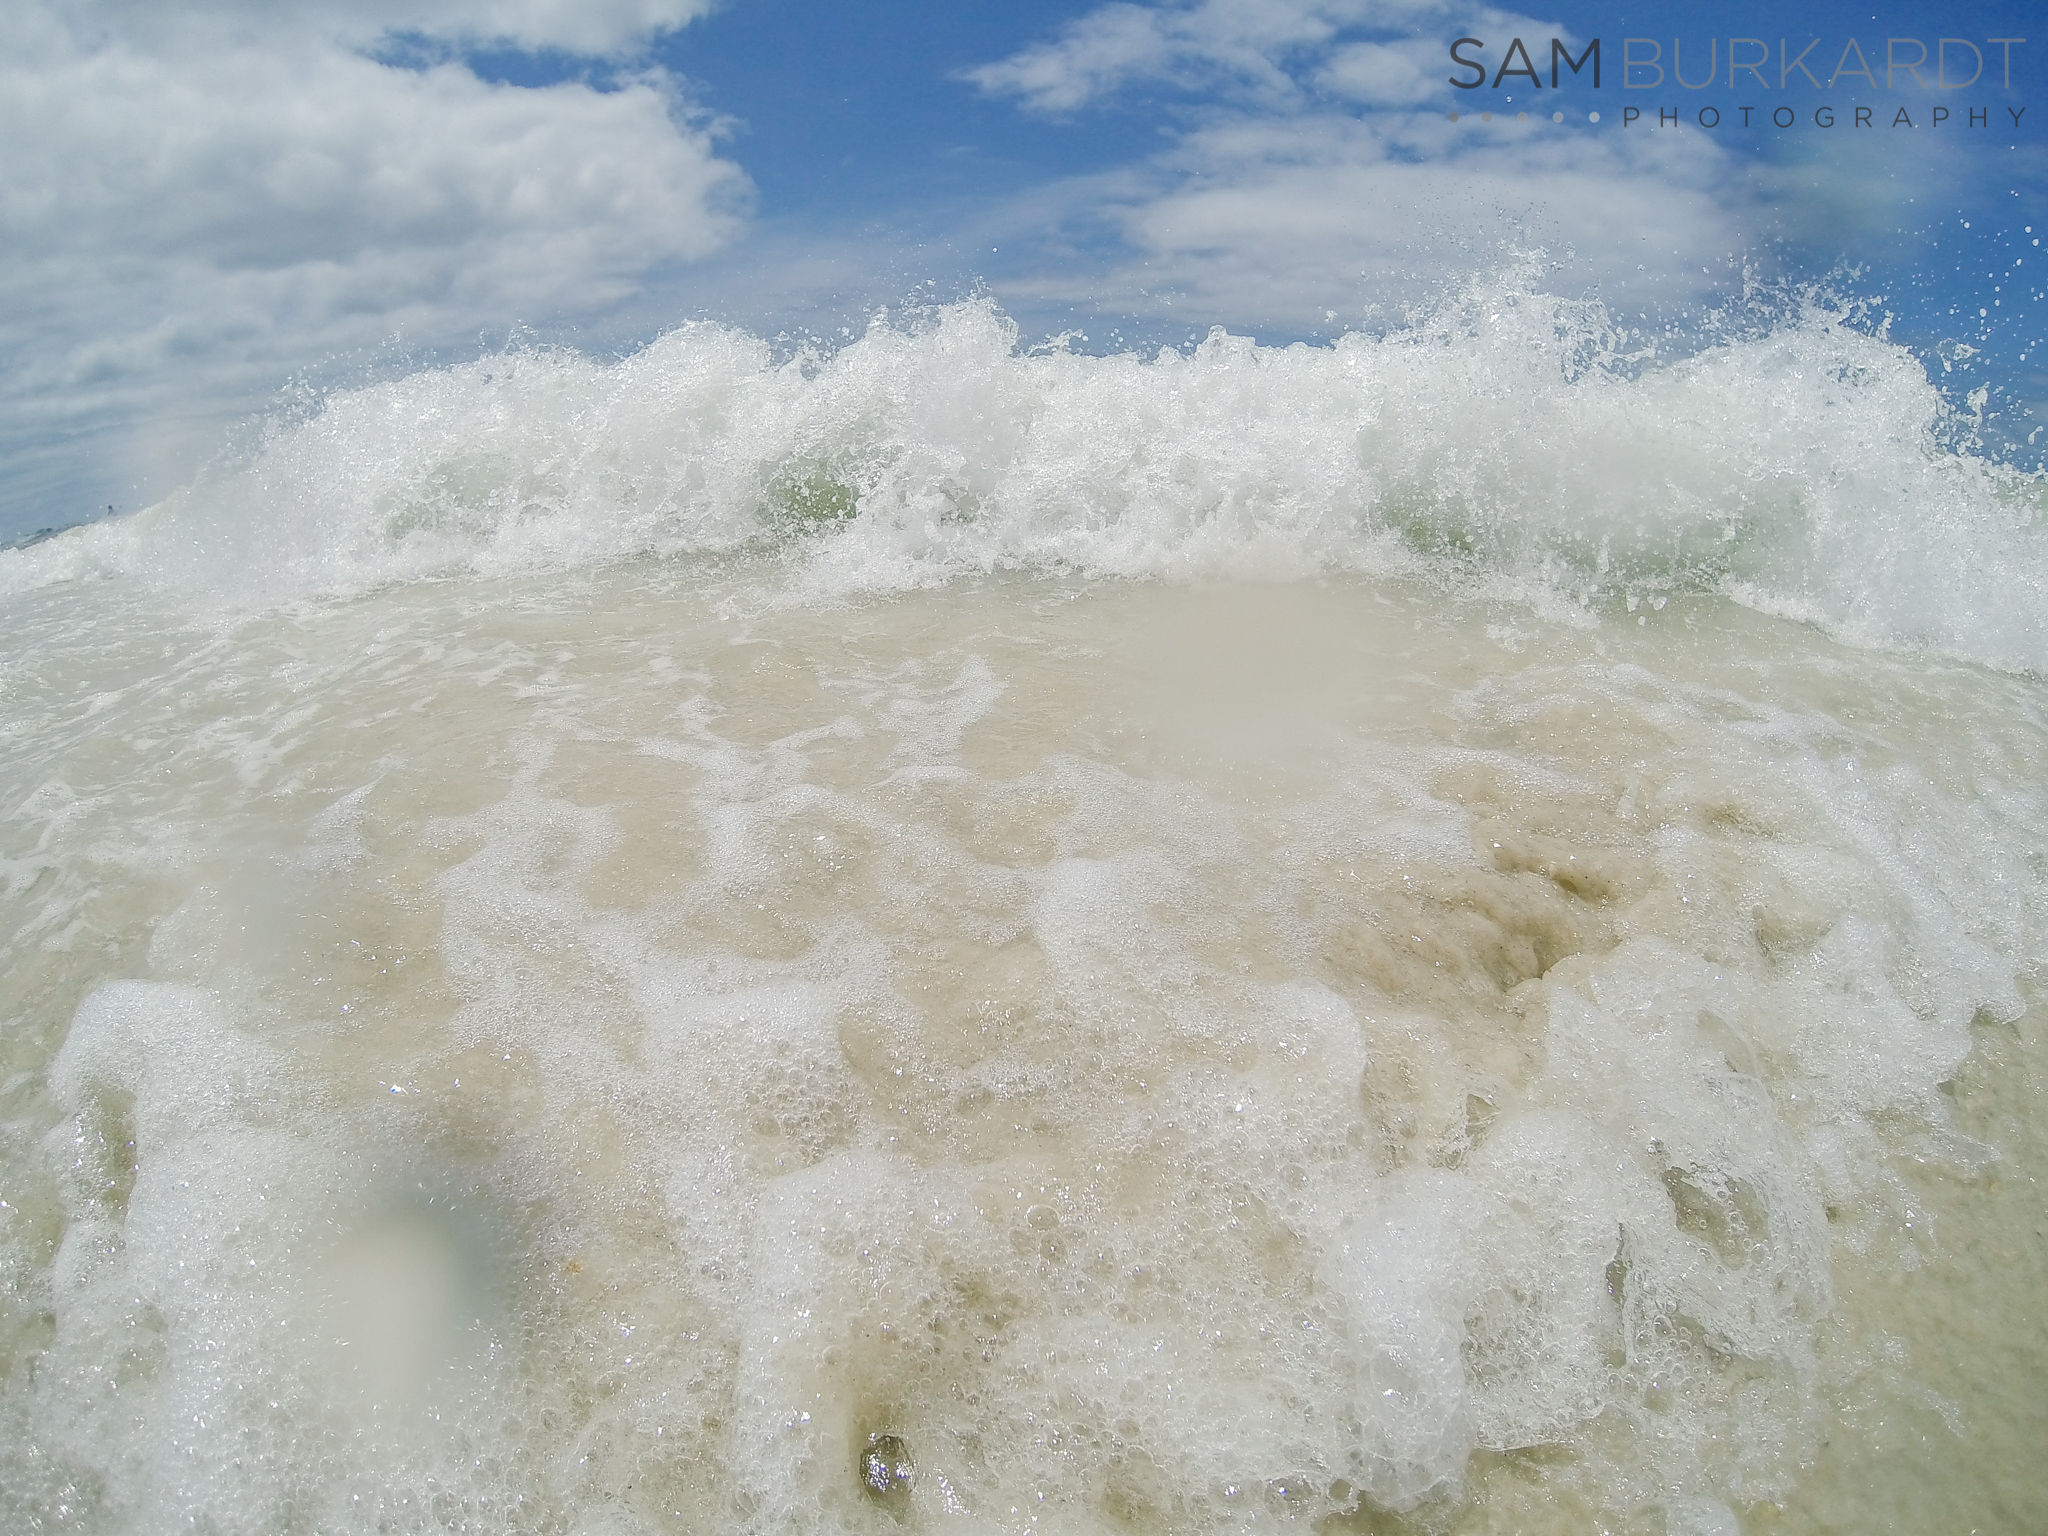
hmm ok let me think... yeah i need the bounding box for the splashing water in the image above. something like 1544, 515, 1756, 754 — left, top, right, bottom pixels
7, 276, 2043, 668
2, 276, 2045, 1535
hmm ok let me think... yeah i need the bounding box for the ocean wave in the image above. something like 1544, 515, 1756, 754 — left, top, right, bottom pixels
5, 271, 2043, 667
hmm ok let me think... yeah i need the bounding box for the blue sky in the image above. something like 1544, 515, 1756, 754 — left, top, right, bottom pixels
1, 0, 2041, 539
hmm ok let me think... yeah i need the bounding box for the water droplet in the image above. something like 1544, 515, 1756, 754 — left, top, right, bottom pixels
860, 1433, 915, 1503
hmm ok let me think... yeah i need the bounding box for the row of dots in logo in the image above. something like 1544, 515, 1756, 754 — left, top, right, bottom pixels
1447, 110, 1600, 122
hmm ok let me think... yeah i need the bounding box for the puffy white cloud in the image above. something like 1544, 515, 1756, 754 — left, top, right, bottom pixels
71, 0, 720, 57
1314, 37, 1449, 105
0, 0, 747, 531
0, 39, 744, 277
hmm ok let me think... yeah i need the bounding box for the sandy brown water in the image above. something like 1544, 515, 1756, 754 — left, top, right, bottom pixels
2, 561, 2043, 1534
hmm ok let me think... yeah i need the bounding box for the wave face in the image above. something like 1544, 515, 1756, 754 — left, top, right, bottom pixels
6, 276, 2045, 669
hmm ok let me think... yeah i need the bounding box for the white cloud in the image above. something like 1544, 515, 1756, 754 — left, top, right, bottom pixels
1314, 38, 1447, 105
405, 0, 718, 54
965, 0, 1570, 114
1, 43, 744, 278
987, 114, 1746, 335
960, 0, 1815, 339
74, 0, 721, 58
0, 0, 747, 530
962, 0, 1348, 113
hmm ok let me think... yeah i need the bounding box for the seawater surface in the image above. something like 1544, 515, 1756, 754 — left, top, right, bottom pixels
1, 291, 2045, 1535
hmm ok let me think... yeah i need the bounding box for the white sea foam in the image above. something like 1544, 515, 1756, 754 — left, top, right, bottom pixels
4, 272, 2043, 669
2, 283, 2046, 1533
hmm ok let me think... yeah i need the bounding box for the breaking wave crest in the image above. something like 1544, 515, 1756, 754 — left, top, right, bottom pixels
6, 270, 2044, 667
